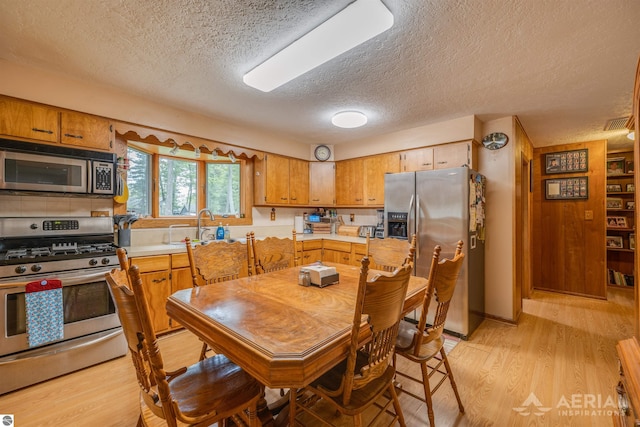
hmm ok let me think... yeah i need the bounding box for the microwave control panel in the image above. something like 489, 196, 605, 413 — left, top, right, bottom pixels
93, 161, 114, 194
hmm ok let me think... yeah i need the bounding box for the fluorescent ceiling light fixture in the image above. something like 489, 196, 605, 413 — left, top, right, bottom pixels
243, 0, 394, 92
628, 130, 636, 140
332, 111, 368, 128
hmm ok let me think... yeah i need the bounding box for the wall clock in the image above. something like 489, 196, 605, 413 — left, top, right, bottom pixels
314, 144, 332, 161
482, 132, 509, 150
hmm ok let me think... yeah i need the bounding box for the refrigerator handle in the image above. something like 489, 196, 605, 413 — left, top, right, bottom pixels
407, 194, 415, 243
414, 194, 419, 259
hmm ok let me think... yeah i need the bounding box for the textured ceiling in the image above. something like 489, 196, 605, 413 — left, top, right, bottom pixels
0, 0, 639, 149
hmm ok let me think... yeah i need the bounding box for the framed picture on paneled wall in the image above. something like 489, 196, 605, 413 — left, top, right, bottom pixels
545, 177, 589, 200
544, 149, 588, 174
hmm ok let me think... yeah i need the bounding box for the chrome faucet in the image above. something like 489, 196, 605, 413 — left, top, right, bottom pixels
197, 208, 214, 241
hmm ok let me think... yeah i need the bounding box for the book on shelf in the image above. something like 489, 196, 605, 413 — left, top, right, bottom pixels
608, 268, 635, 286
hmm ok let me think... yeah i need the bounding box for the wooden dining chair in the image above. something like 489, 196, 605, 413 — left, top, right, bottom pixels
393, 241, 465, 427
106, 264, 261, 427
116, 247, 131, 285
185, 237, 250, 359
366, 234, 416, 272
289, 257, 412, 427
185, 237, 250, 286
247, 230, 298, 275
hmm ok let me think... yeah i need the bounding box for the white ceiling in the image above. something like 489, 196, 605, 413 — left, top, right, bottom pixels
1, 0, 639, 150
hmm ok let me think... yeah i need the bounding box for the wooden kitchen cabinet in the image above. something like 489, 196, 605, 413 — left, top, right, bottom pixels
401, 141, 478, 172
309, 161, 335, 206
351, 243, 367, 266
400, 147, 434, 171
254, 153, 309, 205
364, 153, 400, 205
289, 158, 309, 205
0, 96, 114, 152
260, 153, 288, 204
434, 141, 477, 170
335, 154, 399, 207
0, 97, 59, 143
300, 240, 323, 265
171, 253, 193, 292
130, 255, 171, 333
60, 111, 113, 151
322, 240, 352, 265
335, 158, 364, 206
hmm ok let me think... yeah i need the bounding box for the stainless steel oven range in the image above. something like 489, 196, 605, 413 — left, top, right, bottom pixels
0, 216, 126, 395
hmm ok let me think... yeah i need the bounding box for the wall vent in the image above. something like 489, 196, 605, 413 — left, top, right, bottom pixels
604, 116, 631, 131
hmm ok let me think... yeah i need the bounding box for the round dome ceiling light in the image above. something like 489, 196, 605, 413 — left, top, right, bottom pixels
332, 111, 368, 128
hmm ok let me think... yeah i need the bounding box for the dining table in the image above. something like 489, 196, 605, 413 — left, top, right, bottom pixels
165, 261, 427, 423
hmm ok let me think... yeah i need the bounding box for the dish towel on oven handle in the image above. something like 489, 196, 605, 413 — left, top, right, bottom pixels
25, 279, 64, 348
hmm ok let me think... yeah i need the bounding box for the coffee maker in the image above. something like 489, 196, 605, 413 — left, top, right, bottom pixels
374, 209, 385, 238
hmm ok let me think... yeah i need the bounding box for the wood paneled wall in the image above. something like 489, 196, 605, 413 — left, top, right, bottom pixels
532, 140, 607, 298
632, 56, 640, 337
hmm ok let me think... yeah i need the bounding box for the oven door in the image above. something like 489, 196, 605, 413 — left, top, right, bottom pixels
0, 266, 120, 357
0, 150, 89, 194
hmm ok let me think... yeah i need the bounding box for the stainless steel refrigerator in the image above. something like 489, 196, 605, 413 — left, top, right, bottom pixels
384, 167, 486, 339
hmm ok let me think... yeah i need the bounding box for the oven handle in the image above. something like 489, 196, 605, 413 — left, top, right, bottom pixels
0, 267, 113, 289
0, 328, 123, 364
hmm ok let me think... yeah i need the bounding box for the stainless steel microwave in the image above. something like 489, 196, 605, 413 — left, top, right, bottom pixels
0, 138, 115, 195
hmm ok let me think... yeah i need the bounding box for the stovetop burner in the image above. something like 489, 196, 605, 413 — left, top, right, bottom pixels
0, 216, 119, 278
2, 243, 117, 262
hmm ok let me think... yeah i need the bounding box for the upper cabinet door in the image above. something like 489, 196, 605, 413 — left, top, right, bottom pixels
289, 158, 309, 205
60, 111, 112, 151
434, 141, 474, 170
0, 97, 59, 142
335, 158, 364, 205
309, 162, 335, 206
254, 154, 309, 206
265, 154, 290, 204
364, 153, 400, 206
401, 147, 434, 172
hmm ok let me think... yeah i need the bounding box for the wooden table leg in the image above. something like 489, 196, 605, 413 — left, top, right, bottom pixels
257, 386, 275, 426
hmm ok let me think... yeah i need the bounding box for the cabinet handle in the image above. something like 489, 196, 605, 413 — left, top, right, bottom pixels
152, 277, 167, 283
291, 197, 297, 201
368, 198, 376, 202
312, 198, 320, 202
437, 161, 447, 165
32, 127, 53, 135
355, 198, 362, 201
423, 162, 432, 166
281, 197, 288, 201
64, 133, 84, 139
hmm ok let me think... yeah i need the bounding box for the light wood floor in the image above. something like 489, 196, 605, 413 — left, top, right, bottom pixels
0, 288, 633, 426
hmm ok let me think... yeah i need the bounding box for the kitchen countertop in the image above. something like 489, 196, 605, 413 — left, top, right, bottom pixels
123, 233, 368, 258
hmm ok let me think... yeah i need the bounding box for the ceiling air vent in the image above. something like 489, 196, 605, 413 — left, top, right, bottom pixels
604, 116, 631, 131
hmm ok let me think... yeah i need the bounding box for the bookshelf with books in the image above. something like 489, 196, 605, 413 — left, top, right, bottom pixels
606, 149, 635, 288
